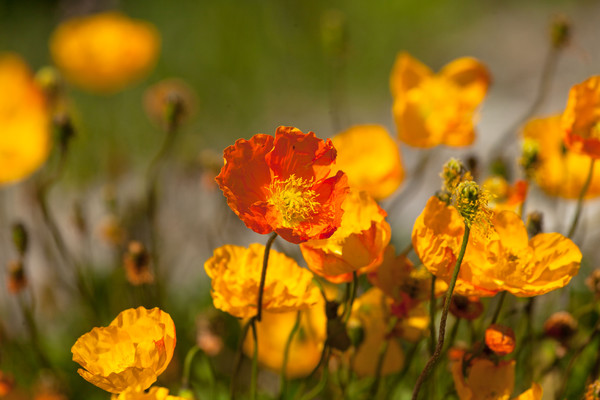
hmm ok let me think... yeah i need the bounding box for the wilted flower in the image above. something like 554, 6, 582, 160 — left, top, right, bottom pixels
330, 125, 404, 199
216, 126, 348, 244
204, 243, 320, 318
543, 311, 577, 344
71, 307, 176, 394
390, 52, 490, 148
0, 53, 51, 186
123, 241, 154, 285
485, 324, 516, 356
243, 306, 327, 378
523, 115, 600, 199
111, 387, 186, 400
451, 357, 542, 400
50, 12, 160, 93
300, 190, 391, 283
562, 76, 600, 159
413, 196, 581, 297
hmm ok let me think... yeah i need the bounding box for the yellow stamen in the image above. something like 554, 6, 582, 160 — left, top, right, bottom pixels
268, 174, 319, 228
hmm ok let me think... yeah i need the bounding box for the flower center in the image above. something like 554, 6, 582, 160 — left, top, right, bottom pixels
268, 174, 319, 228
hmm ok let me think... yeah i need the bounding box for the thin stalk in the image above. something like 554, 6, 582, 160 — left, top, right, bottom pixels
279, 311, 302, 400
371, 316, 399, 398
567, 158, 595, 238
342, 271, 358, 323
17, 294, 51, 369
388, 339, 422, 398
490, 291, 507, 324
250, 319, 259, 400
428, 275, 437, 356
299, 348, 330, 400
257, 233, 277, 321
412, 224, 471, 400
230, 317, 255, 399
181, 345, 202, 389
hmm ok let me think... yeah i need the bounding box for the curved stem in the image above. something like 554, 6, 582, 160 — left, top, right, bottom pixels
182, 345, 202, 388
370, 315, 398, 398
279, 311, 302, 400
230, 316, 255, 399
428, 275, 437, 356
342, 271, 358, 323
490, 291, 507, 325
299, 347, 330, 400
568, 158, 595, 238
412, 224, 471, 400
257, 233, 277, 321
250, 319, 259, 400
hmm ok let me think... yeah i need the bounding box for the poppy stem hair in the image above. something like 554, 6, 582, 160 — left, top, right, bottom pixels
256, 232, 278, 321
412, 223, 471, 400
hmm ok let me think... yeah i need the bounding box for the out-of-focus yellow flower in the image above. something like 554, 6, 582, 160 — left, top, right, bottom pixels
349, 288, 404, 377
331, 125, 404, 199
523, 114, 600, 199
483, 176, 528, 212
204, 244, 320, 319
50, 12, 160, 93
111, 387, 186, 400
390, 52, 490, 148
413, 196, 581, 297
562, 76, 600, 159
300, 190, 391, 283
0, 53, 50, 186
451, 357, 542, 400
243, 304, 327, 378
71, 307, 176, 394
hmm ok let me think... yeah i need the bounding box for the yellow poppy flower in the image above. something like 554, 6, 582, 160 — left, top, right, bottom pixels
451, 357, 542, 400
300, 190, 391, 283
562, 76, 600, 159
111, 387, 185, 400
204, 243, 320, 319
412, 196, 581, 297
50, 12, 160, 93
243, 304, 327, 378
331, 125, 404, 199
390, 52, 490, 148
0, 53, 50, 185
523, 114, 600, 199
71, 307, 176, 394
349, 288, 404, 377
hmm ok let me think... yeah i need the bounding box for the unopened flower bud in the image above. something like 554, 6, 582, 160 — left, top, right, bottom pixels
11, 222, 28, 256
485, 324, 516, 356
543, 311, 577, 344
52, 113, 75, 154
526, 211, 544, 237
35, 66, 62, 104
520, 138, 540, 178
143, 78, 196, 131
441, 158, 469, 193
123, 241, 153, 285
550, 15, 571, 49
7, 260, 26, 294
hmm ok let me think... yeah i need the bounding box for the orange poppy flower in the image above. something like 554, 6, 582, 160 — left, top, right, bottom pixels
0, 53, 51, 185
483, 176, 528, 212
523, 114, 600, 199
485, 324, 516, 356
300, 190, 390, 283
216, 126, 348, 244
330, 125, 404, 200
562, 76, 600, 158
390, 52, 490, 148
412, 196, 581, 297
451, 357, 542, 400
49, 12, 160, 93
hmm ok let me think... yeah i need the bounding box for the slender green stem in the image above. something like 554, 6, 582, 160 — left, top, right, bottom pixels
412, 224, 471, 400
342, 271, 358, 323
568, 158, 595, 238
257, 233, 277, 321
279, 311, 302, 400
312, 276, 328, 302
230, 317, 255, 399
17, 294, 51, 369
371, 316, 399, 398
428, 275, 437, 356
182, 345, 202, 388
250, 319, 259, 400
388, 339, 422, 398
490, 291, 507, 325
299, 348, 330, 400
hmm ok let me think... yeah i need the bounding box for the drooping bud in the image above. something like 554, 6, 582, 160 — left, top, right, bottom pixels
550, 15, 571, 49
520, 137, 540, 179
7, 260, 26, 294
484, 324, 516, 356
526, 211, 544, 237
11, 222, 28, 256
